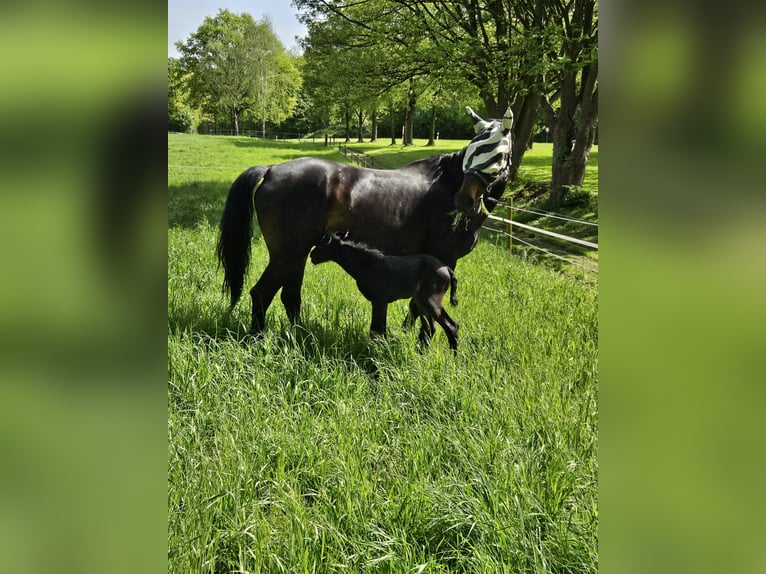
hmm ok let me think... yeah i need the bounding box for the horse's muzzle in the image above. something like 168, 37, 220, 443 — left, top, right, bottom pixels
454, 172, 487, 214
454, 191, 477, 214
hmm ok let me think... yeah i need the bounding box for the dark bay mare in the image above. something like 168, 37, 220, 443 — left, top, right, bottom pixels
217, 106, 513, 333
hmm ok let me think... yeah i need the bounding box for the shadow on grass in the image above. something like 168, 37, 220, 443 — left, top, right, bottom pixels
168, 298, 409, 378
229, 138, 332, 153
365, 146, 459, 170
168, 181, 262, 243
169, 181, 228, 229
228, 138, 348, 165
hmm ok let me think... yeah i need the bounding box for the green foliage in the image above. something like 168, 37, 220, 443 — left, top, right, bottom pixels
168, 135, 598, 572
560, 186, 594, 208
168, 100, 198, 134
168, 57, 199, 133
175, 10, 301, 132
294, 0, 598, 203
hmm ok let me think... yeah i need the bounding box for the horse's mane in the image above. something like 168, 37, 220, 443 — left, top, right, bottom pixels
339, 237, 386, 258
399, 149, 466, 188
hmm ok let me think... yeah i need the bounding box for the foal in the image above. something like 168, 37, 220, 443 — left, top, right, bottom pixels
310, 232, 459, 352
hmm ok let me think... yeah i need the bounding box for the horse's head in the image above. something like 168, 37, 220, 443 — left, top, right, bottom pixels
310, 231, 346, 265
454, 106, 513, 215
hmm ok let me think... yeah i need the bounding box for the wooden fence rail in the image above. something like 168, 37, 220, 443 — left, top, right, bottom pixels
337, 144, 382, 169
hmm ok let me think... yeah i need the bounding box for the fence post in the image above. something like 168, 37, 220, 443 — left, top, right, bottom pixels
508, 201, 513, 253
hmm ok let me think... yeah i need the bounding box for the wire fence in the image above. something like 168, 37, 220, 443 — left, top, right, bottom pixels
503, 204, 599, 227
482, 199, 598, 278
181, 128, 358, 146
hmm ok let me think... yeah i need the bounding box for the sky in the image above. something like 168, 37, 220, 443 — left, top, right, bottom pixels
168, 0, 307, 57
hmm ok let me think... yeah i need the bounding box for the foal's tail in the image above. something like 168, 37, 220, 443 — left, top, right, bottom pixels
448, 268, 458, 307
216, 166, 270, 309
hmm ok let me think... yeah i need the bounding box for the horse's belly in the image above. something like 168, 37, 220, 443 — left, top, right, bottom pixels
328, 195, 426, 255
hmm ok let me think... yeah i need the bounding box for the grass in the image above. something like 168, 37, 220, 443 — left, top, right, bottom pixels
168, 134, 598, 572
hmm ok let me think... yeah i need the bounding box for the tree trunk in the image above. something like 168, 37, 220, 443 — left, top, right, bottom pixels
357, 108, 364, 143
389, 103, 397, 145
232, 109, 239, 136
426, 104, 437, 146
508, 93, 541, 181
403, 80, 416, 146
370, 108, 378, 142
344, 108, 350, 142
544, 61, 598, 207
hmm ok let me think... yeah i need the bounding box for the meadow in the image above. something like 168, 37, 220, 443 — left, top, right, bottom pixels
168, 134, 598, 572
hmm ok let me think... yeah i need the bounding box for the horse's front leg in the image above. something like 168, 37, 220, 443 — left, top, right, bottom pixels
370, 301, 388, 336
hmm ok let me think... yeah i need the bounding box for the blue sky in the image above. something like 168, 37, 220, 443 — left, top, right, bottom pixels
168, 0, 307, 57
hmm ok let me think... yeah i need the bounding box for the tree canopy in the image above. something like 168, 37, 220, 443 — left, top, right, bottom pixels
293, 0, 597, 203
175, 10, 301, 135
169, 2, 597, 204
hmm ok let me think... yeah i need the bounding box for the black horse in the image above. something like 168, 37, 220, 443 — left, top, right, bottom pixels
310, 232, 459, 351
217, 106, 513, 333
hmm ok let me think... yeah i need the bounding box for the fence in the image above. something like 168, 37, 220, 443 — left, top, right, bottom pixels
187, 128, 347, 145
336, 144, 383, 169
481, 200, 598, 275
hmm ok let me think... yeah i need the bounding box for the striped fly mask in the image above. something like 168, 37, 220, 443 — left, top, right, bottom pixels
454, 106, 513, 215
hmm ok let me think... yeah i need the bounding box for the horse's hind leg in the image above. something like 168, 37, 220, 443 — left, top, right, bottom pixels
249, 262, 282, 333
435, 308, 459, 353
280, 258, 308, 325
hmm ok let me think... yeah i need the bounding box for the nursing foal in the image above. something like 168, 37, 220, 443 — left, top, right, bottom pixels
310, 232, 459, 352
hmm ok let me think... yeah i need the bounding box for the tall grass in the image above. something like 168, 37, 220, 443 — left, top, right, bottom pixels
168, 135, 597, 572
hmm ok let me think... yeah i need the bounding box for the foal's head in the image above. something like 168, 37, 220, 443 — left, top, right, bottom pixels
454, 106, 513, 215
310, 232, 342, 265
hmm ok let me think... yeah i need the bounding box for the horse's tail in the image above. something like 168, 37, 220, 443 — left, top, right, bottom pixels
216, 166, 270, 309
448, 268, 458, 306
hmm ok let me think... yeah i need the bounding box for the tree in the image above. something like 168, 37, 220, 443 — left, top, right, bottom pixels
294, 0, 598, 205
396, 0, 598, 202
295, 0, 442, 146
175, 10, 301, 136
528, 0, 598, 206
168, 57, 198, 133
299, 4, 407, 144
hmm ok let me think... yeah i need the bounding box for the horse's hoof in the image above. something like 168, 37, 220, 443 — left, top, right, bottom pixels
244, 329, 265, 344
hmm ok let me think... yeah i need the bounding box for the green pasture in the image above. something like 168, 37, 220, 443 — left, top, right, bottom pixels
339, 139, 598, 194
168, 134, 598, 572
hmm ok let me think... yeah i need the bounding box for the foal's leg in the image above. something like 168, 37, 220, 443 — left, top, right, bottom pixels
434, 307, 459, 353
412, 295, 436, 348
418, 291, 459, 353
370, 301, 389, 336
418, 314, 436, 348
402, 298, 419, 330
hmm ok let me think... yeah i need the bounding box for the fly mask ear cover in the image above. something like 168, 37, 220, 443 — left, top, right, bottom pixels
462, 106, 512, 176
502, 106, 513, 133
